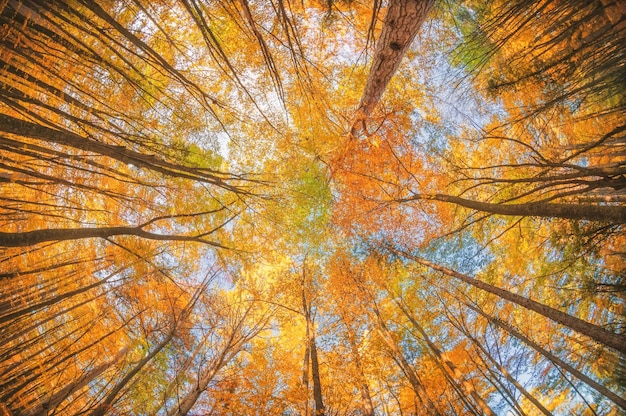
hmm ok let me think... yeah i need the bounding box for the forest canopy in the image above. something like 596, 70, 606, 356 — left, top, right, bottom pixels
1, 0, 625, 415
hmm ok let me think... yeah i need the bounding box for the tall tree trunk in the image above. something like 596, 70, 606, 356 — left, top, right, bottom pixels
0, 114, 238, 191
0, 225, 226, 248
395, 300, 497, 416
91, 330, 176, 416
0, 276, 111, 325
302, 270, 325, 416
351, 0, 435, 136
399, 193, 626, 223
345, 324, 375, 416
24, 348, 128, 416
459, 325, 553, 416
372, 308, 441, 415
165, 340, 245, 416
395, 249, 626, 354
308, 326, 325, 416
166, 361, 223, 416
465, 302, 626, 411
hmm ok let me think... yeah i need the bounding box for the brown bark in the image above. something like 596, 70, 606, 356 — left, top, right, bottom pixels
395, 250, 626, 355
345, 326, 375, 416
24, 348, 127, 416
0, 114, 241, 192
302, 269, 325, 416
395, 300, 497, 416
309, 328, 325, 416
351, 0, 435, 136
466, 302, 626, 411
398, 193, 626, 223
0, 225, 226, 248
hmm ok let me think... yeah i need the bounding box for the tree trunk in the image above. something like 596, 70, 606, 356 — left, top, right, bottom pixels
0, 225, 223, 248
351, 0, 435, 136
466, 302, 626, 411
0, 276, 110, 325
373, 309, 441, 415
309, 327, 325, 416
345, 325, 375, 416
91, 330, 176, 416
302, 270, 325, 416
460, 326, 553, 416
24, 348, 127, 416
0, 114, 238, 191
396, 249, 626, 355
399, 193, 626, 223
395, 300, 497, 416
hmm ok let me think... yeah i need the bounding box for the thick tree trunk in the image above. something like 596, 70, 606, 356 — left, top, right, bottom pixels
466, 302, 626, 411
0, 226, 223, 247
399, 193, 626, 223
351, 0, 435, 136
396, 250, 626, 355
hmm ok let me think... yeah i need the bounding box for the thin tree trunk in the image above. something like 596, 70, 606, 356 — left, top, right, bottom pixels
465, 329, 553, 416
345, 324, 375, 416
0, 275, 111, 324
395, 249, 626, 354
395, 300, 497, 416
165, 339, 244, 416
466, 302, 626, 411
25, 348, 127, 416
91, 330, 176, 416
373, 310, 441, 415
398, 193, 626, 223
309, 326, 325, 416
302, 269, 325, 416
0, 114, 239, 191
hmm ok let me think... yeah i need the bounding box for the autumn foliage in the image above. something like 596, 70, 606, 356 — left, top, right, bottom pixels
1, 0, 624, 415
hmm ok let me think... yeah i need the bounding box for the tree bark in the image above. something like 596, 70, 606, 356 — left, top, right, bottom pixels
91, 330, 176, 416
351, 0, 435, 136
0, 226, 223, 248
24, 348, 127, 416
466, 302, 626, 411
398, 193, 626, 223
302, 270, 325, 416
395, 300, 497, 416
0, 114, 239, 191
395, 250, 626, 355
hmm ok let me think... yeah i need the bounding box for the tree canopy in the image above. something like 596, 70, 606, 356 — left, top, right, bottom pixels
1, 0, 624, 415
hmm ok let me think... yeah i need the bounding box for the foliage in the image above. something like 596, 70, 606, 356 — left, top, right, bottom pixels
1, 0, 624, 415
